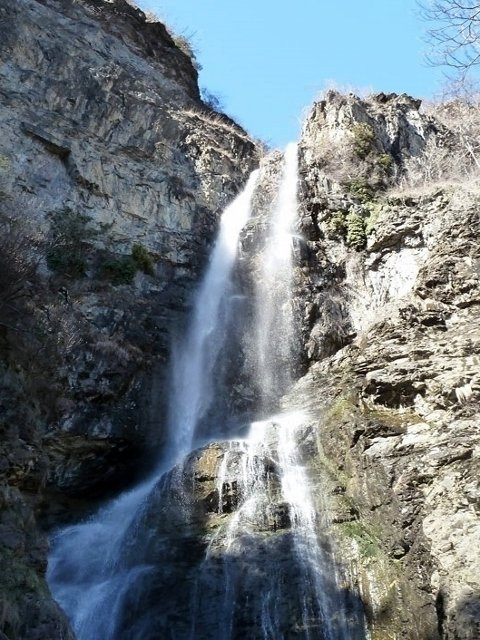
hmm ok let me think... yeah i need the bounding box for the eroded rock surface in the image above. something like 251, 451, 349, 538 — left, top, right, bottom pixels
285, 92, 480, 639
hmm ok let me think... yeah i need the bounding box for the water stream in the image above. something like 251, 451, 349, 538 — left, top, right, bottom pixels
47, 146, 366, 639
47, 170, 259, 639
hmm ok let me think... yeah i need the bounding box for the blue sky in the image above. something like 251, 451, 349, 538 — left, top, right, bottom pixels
136, 0, 445, 148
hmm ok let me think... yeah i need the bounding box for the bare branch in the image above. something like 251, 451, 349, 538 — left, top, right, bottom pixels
420, 0, 480, 83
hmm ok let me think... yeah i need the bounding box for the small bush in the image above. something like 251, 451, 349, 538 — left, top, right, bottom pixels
46, 209, 97, 278
0, 216, 39, 324
351, 123, 376, 159
46, 249, 85, 278
326, 211, 347, 238
132, 244, 154, 275
200, 88, 224, 112
173, 35, 202, 71
339, 520, 381, 558
346, 211, 367, 250
376, 153, 394, 174
345, 178, 374, 203
100, 256, 137, 285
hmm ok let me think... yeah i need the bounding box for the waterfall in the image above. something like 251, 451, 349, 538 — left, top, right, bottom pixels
168, 169, 259, 458
47, 146, 366, 639
186, 145, 365, 639
190, 413, 363, 639
47, 171, 259, 640
256, 142, 298, 405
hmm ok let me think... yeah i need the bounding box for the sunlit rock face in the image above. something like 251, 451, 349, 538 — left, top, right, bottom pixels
287, 93, 480, 639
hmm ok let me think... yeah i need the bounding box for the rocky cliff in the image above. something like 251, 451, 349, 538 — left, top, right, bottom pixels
73, 89, 479, 639
292, 91, 480, 640
128, 92, 479, 639
242, 91, 479, 638
0, 1, 479, 638
0, 0, 258, 637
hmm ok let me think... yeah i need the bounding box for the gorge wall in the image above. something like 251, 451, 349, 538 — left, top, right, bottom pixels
0, 1, 479, 639
294, 92, 480, 640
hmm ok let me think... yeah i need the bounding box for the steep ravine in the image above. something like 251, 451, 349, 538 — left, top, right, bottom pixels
0, 2, 479, 639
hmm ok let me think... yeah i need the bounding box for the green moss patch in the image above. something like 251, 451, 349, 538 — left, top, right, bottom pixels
338, 520, 382, 558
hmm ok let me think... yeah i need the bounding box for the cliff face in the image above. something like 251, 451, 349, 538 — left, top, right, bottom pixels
1, 2, 479, 638
143, 92, 479, 639
88, 91, 479, 639
0, 0, 258, 637
292, 92, 480, 639
0, 0, 258, 484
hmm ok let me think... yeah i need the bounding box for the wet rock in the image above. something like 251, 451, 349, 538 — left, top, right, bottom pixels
113, 440, 300, 639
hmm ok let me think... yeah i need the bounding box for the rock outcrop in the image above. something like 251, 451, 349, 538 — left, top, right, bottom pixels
287, 92, 480, 639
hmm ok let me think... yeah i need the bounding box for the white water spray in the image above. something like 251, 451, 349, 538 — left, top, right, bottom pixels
189, 144, 363, 639
168, 169, 259, 457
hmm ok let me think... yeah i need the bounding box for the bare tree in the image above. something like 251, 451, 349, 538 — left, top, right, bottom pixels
420, 1, 480, 82
430, 98, 480, 169
0, 216, 40, 326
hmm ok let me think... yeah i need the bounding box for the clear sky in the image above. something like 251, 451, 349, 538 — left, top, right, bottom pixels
136, 0, 445, 148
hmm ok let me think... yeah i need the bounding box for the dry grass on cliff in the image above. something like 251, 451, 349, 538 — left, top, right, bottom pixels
394, 98, 480, 194
0, 216, 40, 330
178, 106, 260, 147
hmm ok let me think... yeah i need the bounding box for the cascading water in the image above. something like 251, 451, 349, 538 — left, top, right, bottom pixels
255, 142, 299, 405
253, 143, 357, 638
47, 170, 259, 640
185, 145, 365, 639
47, 146, 366, 639
167, 169, 259, 457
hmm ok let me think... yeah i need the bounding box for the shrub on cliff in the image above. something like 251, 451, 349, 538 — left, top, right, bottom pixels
132, 244, 155, 275
100, 244, 155, 285
200, 88, 225, 113
46, 209, 96, 278
345, 178, 375, 203
0, 215, 39, 329
376, 153, 394, 175
172, 34, 202, 71
346, 211, 367, 250
100, 256, 137, 285
351, 123, 376, 159
325, 207, 370, 250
